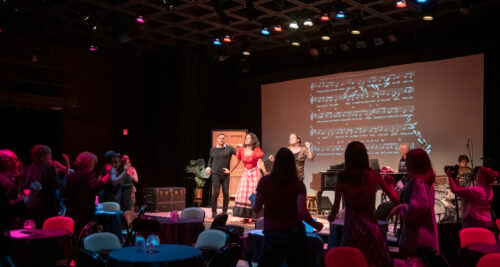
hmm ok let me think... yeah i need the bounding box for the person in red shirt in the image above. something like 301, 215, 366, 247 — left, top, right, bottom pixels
230, 132, 268, 222
254, 147, 323, 267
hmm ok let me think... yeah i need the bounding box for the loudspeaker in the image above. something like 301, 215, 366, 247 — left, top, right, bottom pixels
143, 187, 186, 212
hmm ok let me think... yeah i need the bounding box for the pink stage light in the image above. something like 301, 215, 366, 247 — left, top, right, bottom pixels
89, 45, 97, 51
136, 15, 146, 23
123, 129, 128, 136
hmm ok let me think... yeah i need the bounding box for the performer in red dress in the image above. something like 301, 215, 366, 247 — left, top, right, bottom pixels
231, 132, 268, 222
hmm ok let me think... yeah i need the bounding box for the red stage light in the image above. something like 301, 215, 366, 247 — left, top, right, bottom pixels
396, 0, 407, 8
223, 35, 232, 42
274, 25, 282, 32
123, 129, 128, 136
320, 14, 330, 21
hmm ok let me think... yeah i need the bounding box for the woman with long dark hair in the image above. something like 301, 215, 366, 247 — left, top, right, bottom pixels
231, 132, 267, 222
389, 148, 439, 258
254, 148, 323, 267
328, 141, 399, 267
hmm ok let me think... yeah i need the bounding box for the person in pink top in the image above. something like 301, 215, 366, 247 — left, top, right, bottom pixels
447, 166, 498, 229
389, 148, 439, 258
230, 132, 268, 222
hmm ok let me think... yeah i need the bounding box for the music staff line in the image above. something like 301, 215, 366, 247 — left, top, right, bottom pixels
309, 123, 418, 137
310, 105, 415, 121
312, 143, 402, 153
310, 86, 414, 104
310, 71, 415, 90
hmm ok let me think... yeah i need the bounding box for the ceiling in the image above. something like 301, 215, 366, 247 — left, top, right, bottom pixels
0, 0, 498, 54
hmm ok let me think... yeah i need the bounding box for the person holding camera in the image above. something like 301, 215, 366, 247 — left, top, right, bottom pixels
447, 166, 498, 229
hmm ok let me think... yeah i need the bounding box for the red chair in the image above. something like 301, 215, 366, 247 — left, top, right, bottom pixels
459, 228, 496, 248
476, 253, 500, 267
325, 247, 368, 267
43, 216, 75, 234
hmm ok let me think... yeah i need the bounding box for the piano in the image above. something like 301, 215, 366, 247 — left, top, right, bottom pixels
310, 163, 344, 212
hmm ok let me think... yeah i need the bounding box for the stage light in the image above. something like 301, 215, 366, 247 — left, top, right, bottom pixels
242, 38, 251, 56
213, 38, 222, 45
273, 25, 282, 32
336, 10, 345, 18
350, 17, 362, 35
123, 129, 128, 136
417, 0, 427, 3
321, 35, 331, 41
136, 15, 146, 24
89, 42, 97, 51
320, 13, 330, 21
291, 41, 300, 46
309, 48, 319, 57
303, 19, 313, 26
223, 34, 231, 42
242, 50, 251, 56
396, 0, 407, 8
162, 0, 175, 10
289, 21, 299, 29
261, 27, 270, 35
422, 15, 433, 21
84, 16, 97, 31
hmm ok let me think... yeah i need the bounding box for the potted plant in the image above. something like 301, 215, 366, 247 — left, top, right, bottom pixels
185, 159, 210, 201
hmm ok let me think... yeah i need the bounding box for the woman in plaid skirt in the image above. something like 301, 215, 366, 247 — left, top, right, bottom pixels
231, 132, 268, 223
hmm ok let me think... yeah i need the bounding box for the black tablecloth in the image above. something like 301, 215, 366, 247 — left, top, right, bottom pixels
242, 229, 325, 267
458, 243, 500, 267
155, 217, 204, 246
96, 210, 124, 239
10, 229, 72, 267
108, 244, 203, 267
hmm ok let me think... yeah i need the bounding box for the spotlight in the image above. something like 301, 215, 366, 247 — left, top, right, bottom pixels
242, 50, 251, 56
89, 42, 97, 51
273, 25, 282, 32
291, 41, 301, 47
136, 15, 146, 24
336, 10, 346, 18
321, 35, 331, 41
84, 16, 97, 31
350, 17, 362, 35
417, 0, 427, 3
242, 38, 251, 55
213, 38, 222, 45
422, 15, 434, 21
223, 34, 232, 42
303, 19, 313, 26
396, 0, 407, 8
261, 27, 270, 35
320, 13, 330, 21
335, 3, 347, 18
289, 21, 299, 29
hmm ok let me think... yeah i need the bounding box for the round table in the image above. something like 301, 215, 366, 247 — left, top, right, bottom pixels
10, 229, 72, 267
155, 217, 204, 245
96, 210, 124, 239
108, 244, 203, 267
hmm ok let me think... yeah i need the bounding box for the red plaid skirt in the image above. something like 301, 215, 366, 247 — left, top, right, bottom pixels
233, 167, 262, 218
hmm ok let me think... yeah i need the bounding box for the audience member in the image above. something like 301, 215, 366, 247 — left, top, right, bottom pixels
328, 141, 399, 267
64, 152, 107, 234
118, 154, 138, 211
254, 148, 323, 267
448, 166, 498, 229
18, 144, 61, 227
1, 174, 41, 266
389, 148, 439, 259
0, 150, 21, 201
98, 150, 128, 203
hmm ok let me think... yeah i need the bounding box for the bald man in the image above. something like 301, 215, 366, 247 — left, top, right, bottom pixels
398, 144, 409, 173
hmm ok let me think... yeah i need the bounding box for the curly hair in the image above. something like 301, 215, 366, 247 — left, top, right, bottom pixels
458, 155, 469, 163
244, 132, 261, 150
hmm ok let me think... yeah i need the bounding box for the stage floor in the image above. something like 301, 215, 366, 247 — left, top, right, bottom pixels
146, 207, 332, 234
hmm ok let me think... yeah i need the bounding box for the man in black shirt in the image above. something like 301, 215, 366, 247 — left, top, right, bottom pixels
207, 133, 236, 218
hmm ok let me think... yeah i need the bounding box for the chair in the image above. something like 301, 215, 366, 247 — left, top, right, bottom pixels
459, 227, 496, 248
417, 246, 450, 267
195, 229, 227, 250
131, 216, 163, 242
477, 253, 500, 267
325, 247, 368, 267
100, 202, 120, 212
255, 217, 264, 230
123, 210, 138, 246
43, 216, 75, 234
212, 226, 242, 245
210, 243, 242, 267
210, 213, 228, 229
83, 232, 122, 252
306, 194, 318, 214
76, 221, 100, 248
181, 207, 205, 221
